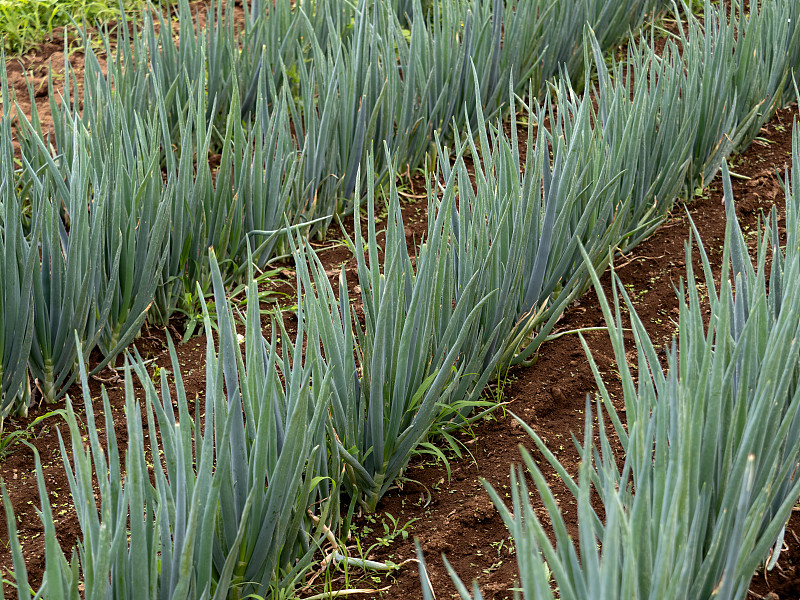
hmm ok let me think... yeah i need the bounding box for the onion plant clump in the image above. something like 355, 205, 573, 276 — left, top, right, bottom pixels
2, 62, 172, 407
146, 83, 304, 323
0, 75, 38, 420
436, 81, 627, 383
1, 252, 336, 599
284, 0, 429, 228
401, 0, 667, 142
292, 158, 501, 513
428, 148, 800, 599
452, 0, 800, 371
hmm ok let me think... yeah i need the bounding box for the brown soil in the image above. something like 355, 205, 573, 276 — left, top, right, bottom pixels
1, 12, 799, 600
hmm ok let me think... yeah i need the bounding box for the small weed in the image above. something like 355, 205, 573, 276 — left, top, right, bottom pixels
0, 410, 65, 462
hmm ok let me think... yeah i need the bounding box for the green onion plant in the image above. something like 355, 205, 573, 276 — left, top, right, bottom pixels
0, 73, 38, 420
294, 157, 499, 512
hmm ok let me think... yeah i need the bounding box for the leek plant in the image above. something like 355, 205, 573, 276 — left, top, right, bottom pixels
286, 2, 393, 224
0, 189, 36, 418
413, 0, 527, 138
0, 75, 37, 419
147, 76, 301, 322
239, 0, 303, 118
1, 251, 335, 599
586, 30, 696, 251
234, 91, 304, 272
294, 158, 499, 511
207, 251, 336, 597
438, 82, 627, 383
277, 0, 433, 225
23, 127, 115, 403
434, 153, 800, 599
85, 102, 172, 359
10, 78, 172, 401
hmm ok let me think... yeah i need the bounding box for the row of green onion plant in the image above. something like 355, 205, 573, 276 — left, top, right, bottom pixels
427, 147, 800, 599
2, 251, 336, 599
7, 74, 297, 414
292, 55, 677, 510
284, 0, 800, 514
274, 0, 665, 220
575, 0, 800, 253
16, 0, 664, 263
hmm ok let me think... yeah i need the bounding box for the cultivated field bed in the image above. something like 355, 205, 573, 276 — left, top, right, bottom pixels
1, 1, 800, 599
